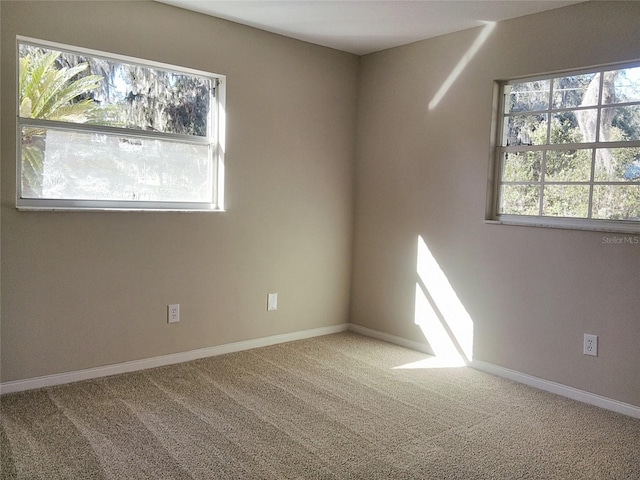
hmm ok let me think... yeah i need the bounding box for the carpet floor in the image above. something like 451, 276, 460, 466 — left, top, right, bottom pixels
1, 332, 639, 479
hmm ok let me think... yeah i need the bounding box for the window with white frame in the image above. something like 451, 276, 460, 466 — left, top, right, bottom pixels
17, 37, 225, 211
490, 62, 640, 232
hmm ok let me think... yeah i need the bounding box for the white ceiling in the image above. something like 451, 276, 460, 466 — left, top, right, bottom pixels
156, 0, 583, 55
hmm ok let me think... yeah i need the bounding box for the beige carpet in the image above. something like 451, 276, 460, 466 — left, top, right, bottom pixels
1, 332, 639, 479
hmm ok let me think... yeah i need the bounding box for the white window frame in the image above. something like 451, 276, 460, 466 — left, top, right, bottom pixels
487, 60, 640, 233
16, 36, 226, 212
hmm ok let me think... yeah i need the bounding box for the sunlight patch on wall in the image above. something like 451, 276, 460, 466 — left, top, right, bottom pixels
428, 21, 496, 110
396, 235, 474, 369
417, 235, 474, 360
405, 283, 467, 368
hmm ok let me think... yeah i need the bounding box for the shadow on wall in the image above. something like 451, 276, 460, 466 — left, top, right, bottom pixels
395, 235, 474, 369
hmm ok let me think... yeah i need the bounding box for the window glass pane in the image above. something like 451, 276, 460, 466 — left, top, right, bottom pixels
19, 43, 212, 136
592, 185, 640, 220
20, 127, 47, 198
594, 147, 640, 181
504, 114, 548, 146
499, 185, 540, 215
542, 185, 590, 218
544, 149, 592, 182
496, 63, 640, 229
608, 66, 640, 103
504, 80, 550, 113
551, 110, 595, 143
21, 126, 211, 202
552, 73, 599, 109
601, 106, 640, 141
501, 151, 542, 182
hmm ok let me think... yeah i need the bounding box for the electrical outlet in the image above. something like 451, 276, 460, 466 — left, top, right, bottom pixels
168, 304, 180, 323
583, 334, 598, 356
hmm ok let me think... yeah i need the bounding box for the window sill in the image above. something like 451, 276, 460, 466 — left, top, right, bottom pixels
17, 204, 225, 213
485, 216, 640, 235
16, 200, 225, 213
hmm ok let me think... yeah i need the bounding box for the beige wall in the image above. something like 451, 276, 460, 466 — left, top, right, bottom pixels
2, 1, 639, 408
351, 1, 640, 406
1, 1, 358, 381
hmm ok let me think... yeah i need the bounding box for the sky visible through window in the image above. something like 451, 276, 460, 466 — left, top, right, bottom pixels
18, 40, 221, 209
496, 63, 640, 226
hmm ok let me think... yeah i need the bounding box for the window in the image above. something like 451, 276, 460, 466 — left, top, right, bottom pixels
489, 62, 640, 232
17, 37, 225, 211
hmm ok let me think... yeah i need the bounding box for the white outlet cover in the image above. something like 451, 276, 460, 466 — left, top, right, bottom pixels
168, 304, 180, 323
583, 333, 598, 356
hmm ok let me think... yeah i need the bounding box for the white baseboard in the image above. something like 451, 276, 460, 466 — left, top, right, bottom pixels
470, 360, 640, 419
349, 324, 640, 419
0, 323, 350, 395
4, 322, 639, 419
348, 323, 435, 355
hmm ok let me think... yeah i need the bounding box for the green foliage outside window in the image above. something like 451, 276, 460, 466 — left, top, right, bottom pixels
17, 41, 218, 207
497, 66, 640, 224
19, 49, 112, 196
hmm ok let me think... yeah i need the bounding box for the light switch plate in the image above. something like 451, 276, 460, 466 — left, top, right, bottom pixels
267, 293, 278, 311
